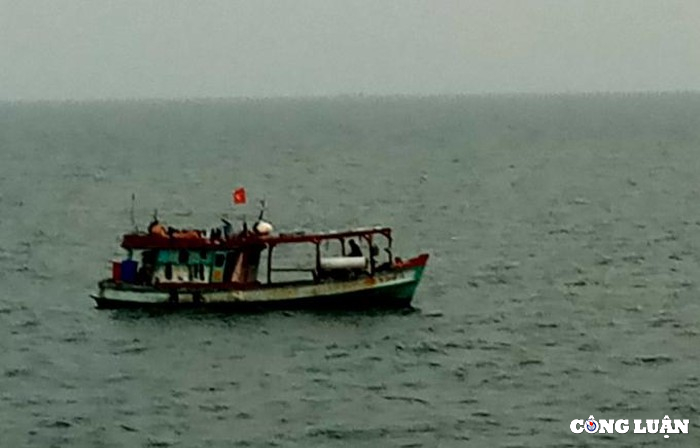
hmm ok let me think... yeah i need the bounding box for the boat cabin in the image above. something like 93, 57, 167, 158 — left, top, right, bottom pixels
113, 226, 394, 289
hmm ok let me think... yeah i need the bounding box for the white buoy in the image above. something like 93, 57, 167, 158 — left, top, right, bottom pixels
320, 257, 366, 270
254, 220, 274, 235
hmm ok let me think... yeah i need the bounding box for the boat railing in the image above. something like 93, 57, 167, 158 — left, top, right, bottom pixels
270, 267, 315, 273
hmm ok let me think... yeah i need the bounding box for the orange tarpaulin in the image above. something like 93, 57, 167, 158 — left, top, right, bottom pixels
173, 230, 201, 239
150, 223, 168, 238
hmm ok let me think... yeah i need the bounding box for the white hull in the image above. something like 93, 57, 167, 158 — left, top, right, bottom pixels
92, 267, 423, 308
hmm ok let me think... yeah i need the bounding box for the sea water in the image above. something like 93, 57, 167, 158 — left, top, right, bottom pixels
1, 93, 699, 446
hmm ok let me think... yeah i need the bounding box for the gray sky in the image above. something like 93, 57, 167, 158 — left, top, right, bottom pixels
1, 0, 698, 101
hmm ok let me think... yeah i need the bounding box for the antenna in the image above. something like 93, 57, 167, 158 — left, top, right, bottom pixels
258, 199, 267, 220
130, 193, 137, 231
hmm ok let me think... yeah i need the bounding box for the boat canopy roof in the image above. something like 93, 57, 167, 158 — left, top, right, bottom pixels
121, 227, 392, 250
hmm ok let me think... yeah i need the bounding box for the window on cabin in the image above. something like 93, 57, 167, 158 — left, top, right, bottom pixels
179, 250, 189, 264
165, 263, 173, 280
214, 254, 225, 267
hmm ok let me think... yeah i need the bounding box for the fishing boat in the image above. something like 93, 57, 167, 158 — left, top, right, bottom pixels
91, 215, 429, 309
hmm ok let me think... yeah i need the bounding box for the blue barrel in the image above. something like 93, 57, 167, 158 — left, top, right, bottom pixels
121, 259, 138, 283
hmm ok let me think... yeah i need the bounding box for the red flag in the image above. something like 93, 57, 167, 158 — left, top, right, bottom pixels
232, 187, 247, 205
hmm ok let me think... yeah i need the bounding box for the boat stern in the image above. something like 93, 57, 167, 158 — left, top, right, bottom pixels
91, 279, 171, 308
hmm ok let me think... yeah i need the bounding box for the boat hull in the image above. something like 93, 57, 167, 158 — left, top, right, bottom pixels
91, 254, 428, 310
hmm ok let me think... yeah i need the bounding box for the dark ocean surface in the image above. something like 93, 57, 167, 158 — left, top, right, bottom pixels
1, 94, 700, 447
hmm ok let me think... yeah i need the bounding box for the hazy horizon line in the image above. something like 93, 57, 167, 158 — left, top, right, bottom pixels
2, 89, 699, 106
